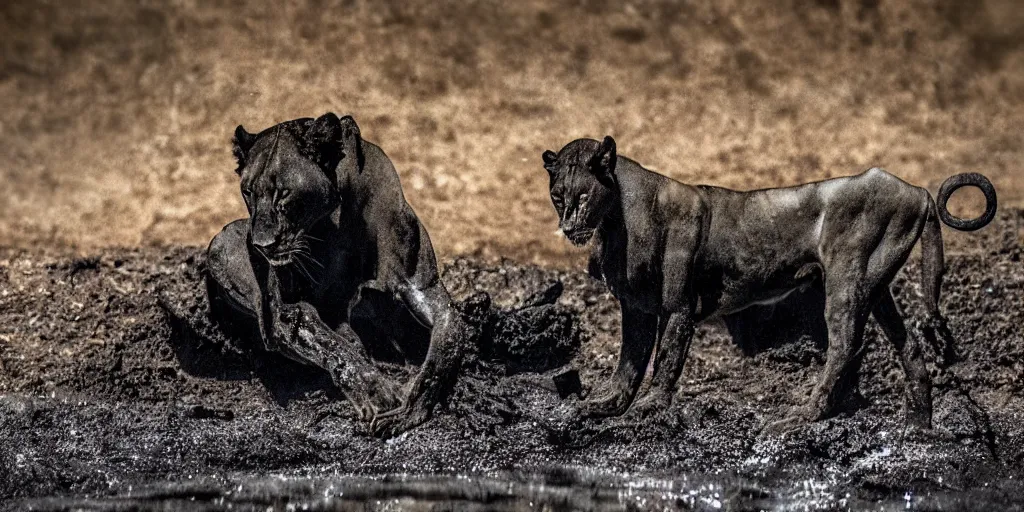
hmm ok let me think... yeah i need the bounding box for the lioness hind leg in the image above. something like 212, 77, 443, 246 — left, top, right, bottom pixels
793, 256, 915, 426
796, 275, 872, 424
874, 289, 932, 429
781, 202, 925, 431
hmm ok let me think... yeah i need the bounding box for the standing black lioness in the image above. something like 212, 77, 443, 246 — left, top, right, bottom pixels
207, 113, 468, 438
541, 136, 997, 430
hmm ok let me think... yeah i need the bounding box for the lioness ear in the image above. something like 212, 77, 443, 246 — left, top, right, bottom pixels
231, 125, 255, 175
307, 112, 343, 146
338, 114, 365, 172
542, 150, 558, 174
589, 135, 617, 187
305, 112, 344, 171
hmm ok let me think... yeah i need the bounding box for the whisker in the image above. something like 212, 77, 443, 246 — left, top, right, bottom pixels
295, 250, 325, 270
298, 251, 325, 269
294, 258, 320, 286
289, 245, 320, 262
286, 250, 321, 272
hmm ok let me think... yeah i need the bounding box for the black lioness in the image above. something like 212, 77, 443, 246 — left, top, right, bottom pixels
207, 113, 468, 438
541, 136, 996, 430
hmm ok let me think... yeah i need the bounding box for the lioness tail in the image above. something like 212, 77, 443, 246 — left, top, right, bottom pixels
921, 172, 997, 366
920, 197, 955, 367
935, 173, 998, 231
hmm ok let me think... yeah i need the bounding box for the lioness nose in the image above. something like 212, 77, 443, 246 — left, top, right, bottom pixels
250, 233, 279, 251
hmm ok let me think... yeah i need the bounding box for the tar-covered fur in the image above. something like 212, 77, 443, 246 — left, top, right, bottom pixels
207, 113, 469, 438
542, 136, 997, 430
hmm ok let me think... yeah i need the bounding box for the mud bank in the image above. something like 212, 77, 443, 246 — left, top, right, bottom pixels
0, 211, 1022, 511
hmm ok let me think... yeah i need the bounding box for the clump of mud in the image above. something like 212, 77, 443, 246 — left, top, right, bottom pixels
0, 211, 1022, 510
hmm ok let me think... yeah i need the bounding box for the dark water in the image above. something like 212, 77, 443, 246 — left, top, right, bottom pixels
25, 470, 924, 511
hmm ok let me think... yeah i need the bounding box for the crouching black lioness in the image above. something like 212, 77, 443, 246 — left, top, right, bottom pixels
207, 113, 469, 438
541, 135, 996, 431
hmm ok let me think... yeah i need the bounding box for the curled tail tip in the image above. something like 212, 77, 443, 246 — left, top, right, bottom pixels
936, 173, 998, 232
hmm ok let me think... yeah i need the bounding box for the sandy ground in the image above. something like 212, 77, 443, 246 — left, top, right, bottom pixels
2, 0, 1023, 265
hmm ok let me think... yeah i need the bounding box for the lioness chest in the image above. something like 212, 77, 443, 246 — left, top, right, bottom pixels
593, 231, 660, 312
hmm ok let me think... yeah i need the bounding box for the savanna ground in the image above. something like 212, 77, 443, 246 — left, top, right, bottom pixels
2, 0, 1023, 263
1, 0, 1024, 509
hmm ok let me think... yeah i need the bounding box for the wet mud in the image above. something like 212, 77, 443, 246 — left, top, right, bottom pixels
1, 211, 1022, 511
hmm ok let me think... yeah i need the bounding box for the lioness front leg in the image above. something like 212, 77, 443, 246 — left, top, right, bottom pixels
248, 241, 287, 353
371, 283, 468, 438
581, 304, 658, 418
249, 246, 400, 419
276, 303, 403, 420
632, 311, 695, 415
632, 226, 699, 415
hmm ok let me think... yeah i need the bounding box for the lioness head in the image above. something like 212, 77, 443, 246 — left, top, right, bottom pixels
541, 136, 618, 246
232, 112, 356, 266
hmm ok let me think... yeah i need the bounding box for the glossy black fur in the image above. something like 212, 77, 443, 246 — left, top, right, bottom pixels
207, 114, 468, 438
542, 136, 997, 431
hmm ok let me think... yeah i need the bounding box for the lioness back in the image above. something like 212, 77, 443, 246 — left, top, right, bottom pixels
699, 168, 931, 265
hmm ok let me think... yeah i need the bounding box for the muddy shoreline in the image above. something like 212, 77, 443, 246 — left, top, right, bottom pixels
1, 211, 1022, 510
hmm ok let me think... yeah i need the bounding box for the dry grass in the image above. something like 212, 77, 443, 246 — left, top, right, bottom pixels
2, 0, 1022, 266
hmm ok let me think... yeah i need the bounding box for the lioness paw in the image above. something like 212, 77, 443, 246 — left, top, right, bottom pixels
579, 391, 631, 419
371, 405, 431, 439
629, 390, 672, 418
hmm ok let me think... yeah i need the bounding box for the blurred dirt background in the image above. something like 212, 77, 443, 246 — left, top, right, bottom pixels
1, 0, 1022, 265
